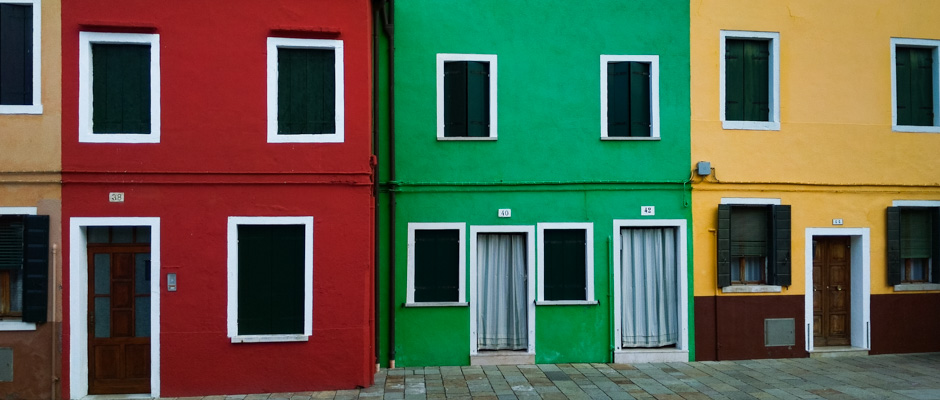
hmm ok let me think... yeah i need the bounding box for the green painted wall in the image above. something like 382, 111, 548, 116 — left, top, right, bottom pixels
378, 0, 691, 367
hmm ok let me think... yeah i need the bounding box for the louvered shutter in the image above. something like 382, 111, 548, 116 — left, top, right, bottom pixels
744, 40, 770, 122
628, 62, 651, 136
886, 207, 902, 286
725, 40, 745, 121
466, 61, 489, 137
237, 225, 305, 335
278, 48, 335, 135
607, 62, 630, 137
0, 4, 32, 105
443, 61, 468, 137
22, 215, 48, 323
717, 205, 732, 288
910, 48, 934, 126
932, 208, 940, 284
543, 229, 586, 301
769, 205, 791, 286
92, 44, 151, 134
414, 230, 460, 302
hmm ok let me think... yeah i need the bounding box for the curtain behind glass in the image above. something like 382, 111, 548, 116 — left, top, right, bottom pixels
477, 233, 527, 350
621, 228, 678, 347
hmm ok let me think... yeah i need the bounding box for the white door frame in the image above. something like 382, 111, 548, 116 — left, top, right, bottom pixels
804, 228, 870, 352
468, 225, 536, 355
69, 217, 161, 399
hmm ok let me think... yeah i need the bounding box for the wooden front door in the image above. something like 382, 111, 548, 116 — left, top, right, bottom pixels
812, 237, 851, 347
88, 245, 151, 394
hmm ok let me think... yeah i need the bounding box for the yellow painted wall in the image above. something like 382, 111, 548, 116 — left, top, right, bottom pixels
691, 0, 940, 297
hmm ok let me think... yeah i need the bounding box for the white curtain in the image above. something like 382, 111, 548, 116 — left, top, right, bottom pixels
621, 228, 679, 347
477, 233, 527, 350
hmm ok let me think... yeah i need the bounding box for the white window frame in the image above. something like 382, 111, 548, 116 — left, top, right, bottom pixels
227, 216, 313, 343
0, 206, 37, 331
600, 55, 660, 140
0, 0, 41, 114
890, 38, 940, 133
267, 37, 344, 143
891, 200, 940, 290
536, 222, 596, 304
469, 225, 535, 355
720, 30, 781, 131
436, 53, 498, 141
719, 197, 783, 292
78, 32, 160, 143
405, 222, 467, 307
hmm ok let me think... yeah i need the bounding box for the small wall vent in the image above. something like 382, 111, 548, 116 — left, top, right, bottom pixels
765, 318, 795, 347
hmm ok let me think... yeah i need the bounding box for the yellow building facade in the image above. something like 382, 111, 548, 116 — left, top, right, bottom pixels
0, 0, 62, 398
691, 0, 940, 360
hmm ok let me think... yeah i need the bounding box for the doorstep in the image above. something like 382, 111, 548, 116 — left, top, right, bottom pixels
809, 346, 869, 358
470, 351, 535, 366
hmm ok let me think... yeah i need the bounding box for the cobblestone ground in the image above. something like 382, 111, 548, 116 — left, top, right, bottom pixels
164, 353, 940, 400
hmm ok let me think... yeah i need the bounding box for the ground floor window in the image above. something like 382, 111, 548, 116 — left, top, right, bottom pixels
0, 213, 49, 322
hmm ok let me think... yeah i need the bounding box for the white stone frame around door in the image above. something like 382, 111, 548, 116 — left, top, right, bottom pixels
69, 217, 161, 399
468, 225, 536, 356
803, 228, 871, 353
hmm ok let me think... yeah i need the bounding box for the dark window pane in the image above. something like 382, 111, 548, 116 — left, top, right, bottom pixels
901, 208, 932, 258
726, 39, 769, 122
544, 229, 586, 301
896, 47, 934, 126
278, 48, 336, 135
444, 61, 489, 137
92, 44, 151, 134
730, 206, 769, 257
414, 229, 460, 302
237, 225, 305, 335
0, 4, 32, 105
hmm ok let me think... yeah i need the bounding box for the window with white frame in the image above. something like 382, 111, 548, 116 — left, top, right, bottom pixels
717, 199, 791, 288
887, 202, 939, 285
537, 223, 594, 303
720, 30, 780, 131
79, 31, 160, 143
0, 0, 41, 114
437, 53, 497, 140
406, 223, 466, 305
0, 207, 48, 329
267, 37, 344, 143
891, 38, 940, 133
601, 55, 659, 139
227, 217, 313, 342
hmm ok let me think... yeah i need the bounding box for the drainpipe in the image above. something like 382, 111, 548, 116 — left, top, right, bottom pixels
372, 1, 381, 372
51, 243, 59, 399
376, 0, 396, 369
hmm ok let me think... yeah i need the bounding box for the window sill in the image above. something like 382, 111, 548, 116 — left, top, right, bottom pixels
79, 132, 160, 144
268, 133, 344, 143
600, 137, 660, 141
0, 321, 38, 331
535, 300, 598, 306
722, 285, 782, 293
404, 302, 469, 308
722, 120, 780, 131
230, 334, 309, 343
436, 137, 497, 141
893, 283, 940, 292
892, 125, 940, 134
0, 105, 43, 115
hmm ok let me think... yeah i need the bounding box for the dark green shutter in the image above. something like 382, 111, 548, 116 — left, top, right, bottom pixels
237, 225, 305, 335
769, 205, 791, 286
717, 205, 731, 288
901, 208, 931, 258
730, 206, 768, 257
725, 40, 745, 121
92, 44, 151, 134
444, 61, 489, 137
0, 215, 24, 271
0, 4, 32, 105
544, 229, 587, 301
414, 230, 459, 302
897, 47, 934, 126
22, 215, 48, 323
932, 208, 940, 284
278, 48, 335, 135
628, 62, 651, 136
726, 39, 769, 122
886, 207, 902, 286
608, 62, 651, 137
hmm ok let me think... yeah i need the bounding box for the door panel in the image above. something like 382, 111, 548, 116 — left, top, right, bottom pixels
813, 237, 851, 347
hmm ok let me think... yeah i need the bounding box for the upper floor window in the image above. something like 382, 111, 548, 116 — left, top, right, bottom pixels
717, 201, 791, 288
887, 205, 939, 285
891, 38, 939, 133
79, 32, 160, 143
0, 0, 41, 114
720, 31, 780, 131
437, 54, 497, 140
267, 37, 344, 143
601, 55, 660, 140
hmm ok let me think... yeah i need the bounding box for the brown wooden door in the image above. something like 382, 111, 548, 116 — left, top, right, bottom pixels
88, 245, 151, 394
812, 237, 851, 347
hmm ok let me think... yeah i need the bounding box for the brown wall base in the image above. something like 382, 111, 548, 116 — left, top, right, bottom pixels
0, 321, 58, 400
695, 295, 807, 361
871, 293, 940, 355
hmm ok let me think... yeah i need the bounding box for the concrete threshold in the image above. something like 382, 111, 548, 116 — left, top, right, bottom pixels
809, 345, 869, 358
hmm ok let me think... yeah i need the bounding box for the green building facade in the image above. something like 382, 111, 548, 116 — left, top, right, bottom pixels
376, 0, 692, 367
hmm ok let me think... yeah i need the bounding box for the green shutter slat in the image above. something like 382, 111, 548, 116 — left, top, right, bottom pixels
544, 229, 586, 301
717, 205, 732, 288
725, 39, 745, 121
0, 215, 24, 271
443, 61, 468, 137
896, 47, 913, 125
607, 62, 631, 137
931, 208, 940, 284
901, 208, 932, 258
278, 48, 336, 135
744, 40, 770, 122
628, 62, 651, 137
910, 48, 934, 126
730, 206, 768, 257
414, 230, 460, 302
92, 44, 150, 134
466, 61, 489, 137
886, 207, 902, 286
22, 215, 48, 323
770, 205, 791, 286
0, 4, 32, 105
238, 225, 305, 335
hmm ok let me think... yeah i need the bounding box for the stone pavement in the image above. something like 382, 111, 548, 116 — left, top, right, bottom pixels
165, 353, 940, 400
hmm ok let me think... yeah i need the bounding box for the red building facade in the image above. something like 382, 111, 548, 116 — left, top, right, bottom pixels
60, 1, 374, 397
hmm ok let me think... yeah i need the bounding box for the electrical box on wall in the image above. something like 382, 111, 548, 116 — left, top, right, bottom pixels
696, 161, 711, 176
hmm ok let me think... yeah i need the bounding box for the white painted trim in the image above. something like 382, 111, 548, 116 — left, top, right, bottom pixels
534, 300, 598, 306
0, 207, 38, 329
468, 225, 535, 355
890, 38, 940, 133
721, 285, 781, 293
612, 219, 689, 354
0, 0, 41, 114
69, 217, 161, 399
266, 37, 345, 143
892, 200, 940, 207
803, 228, 871, 353
720, 197, 781, 205
78, 32, 160, 143
536, 222, 594, 302
405, 223, 466, 304
226, 216, 313, 341
436, 53, 498, 140
231, 334, 308, 343
719, 30, 781, 131
0, 207, 37, 214
894, 283, 940, 292
404, 302, 469, 307
600, 55, 660, 139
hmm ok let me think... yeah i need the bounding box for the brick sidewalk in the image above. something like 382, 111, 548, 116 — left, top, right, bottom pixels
164, 353, 940, 400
